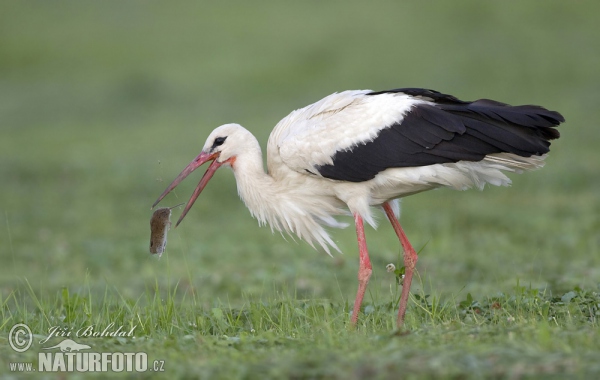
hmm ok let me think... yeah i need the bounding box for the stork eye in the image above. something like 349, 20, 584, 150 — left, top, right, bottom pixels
211, 136, 227, 151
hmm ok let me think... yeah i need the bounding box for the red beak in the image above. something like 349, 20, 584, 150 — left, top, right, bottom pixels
152, 151, 224, 227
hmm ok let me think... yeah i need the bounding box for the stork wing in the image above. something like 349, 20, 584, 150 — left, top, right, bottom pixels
270, 88, 563, 182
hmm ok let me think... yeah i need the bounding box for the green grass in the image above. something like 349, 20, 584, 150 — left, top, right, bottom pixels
1, 1, 600, 378
2, 279, 599, 378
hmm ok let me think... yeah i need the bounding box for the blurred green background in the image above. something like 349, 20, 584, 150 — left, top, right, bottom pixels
1, 1, 598, 308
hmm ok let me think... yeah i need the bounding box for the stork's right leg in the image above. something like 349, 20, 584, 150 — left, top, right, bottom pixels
383, 202, 418, 329
350, 213, 372, 326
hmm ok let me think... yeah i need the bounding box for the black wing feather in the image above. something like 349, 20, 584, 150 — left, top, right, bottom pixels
315, 88, 564, 182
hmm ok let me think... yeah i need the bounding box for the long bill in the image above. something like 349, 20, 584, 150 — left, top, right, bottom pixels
152, 151, 224, 227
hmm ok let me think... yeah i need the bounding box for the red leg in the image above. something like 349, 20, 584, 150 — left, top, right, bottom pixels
383, 202, 418, 328
350, 213, 372, 326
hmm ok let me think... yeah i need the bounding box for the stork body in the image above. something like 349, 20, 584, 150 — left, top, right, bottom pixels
153, 88, 563, 328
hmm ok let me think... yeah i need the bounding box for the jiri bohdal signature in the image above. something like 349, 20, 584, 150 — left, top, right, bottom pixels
39, 323, 137, 345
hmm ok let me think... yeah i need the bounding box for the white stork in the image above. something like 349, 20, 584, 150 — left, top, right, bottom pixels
152, 87, 563, 328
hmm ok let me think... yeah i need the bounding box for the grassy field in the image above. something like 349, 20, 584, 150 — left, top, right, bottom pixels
1, 1, 599, 378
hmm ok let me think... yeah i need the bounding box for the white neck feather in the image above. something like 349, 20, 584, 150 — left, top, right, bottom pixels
230, 135, 344, 254
231, 145, 277, 224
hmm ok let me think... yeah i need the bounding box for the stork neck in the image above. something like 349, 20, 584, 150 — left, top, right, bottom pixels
231, 147, 277, 221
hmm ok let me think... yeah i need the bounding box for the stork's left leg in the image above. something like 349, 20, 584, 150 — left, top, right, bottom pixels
350, 213, 372, 326
383, 202, 418, 328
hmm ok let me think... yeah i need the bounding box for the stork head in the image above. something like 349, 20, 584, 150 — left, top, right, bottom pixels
152, 123, 253, 226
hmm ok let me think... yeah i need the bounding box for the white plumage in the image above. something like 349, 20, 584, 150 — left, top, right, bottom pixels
153, 87, 563, 328
271, 91, 423, 172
